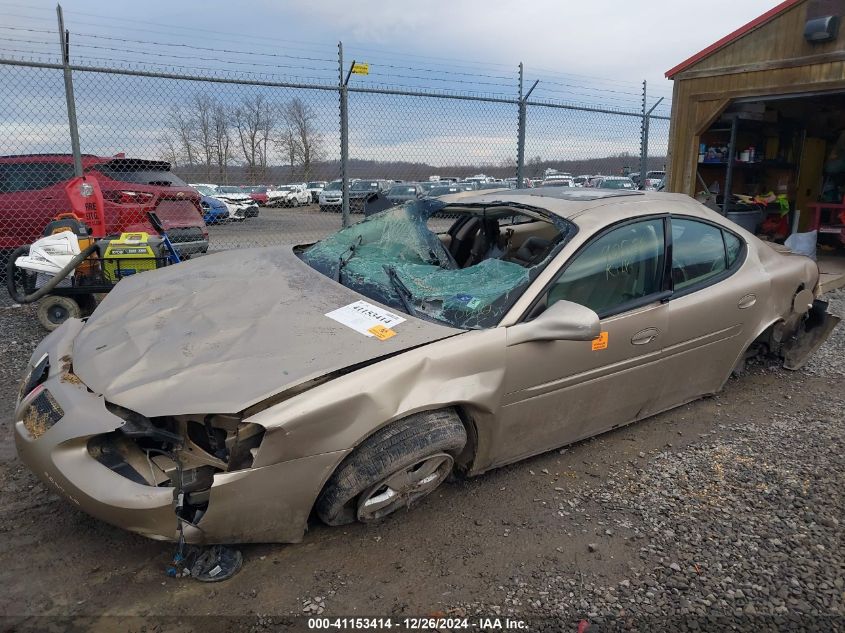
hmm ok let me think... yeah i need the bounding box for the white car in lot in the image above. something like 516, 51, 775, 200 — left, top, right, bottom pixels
318, 179, 342, 212
306, 181, 327, 203
271, 184, 311, 207
197, 184, 260, 219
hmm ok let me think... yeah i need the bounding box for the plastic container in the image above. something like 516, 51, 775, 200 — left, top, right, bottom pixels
725, 210, 763, 234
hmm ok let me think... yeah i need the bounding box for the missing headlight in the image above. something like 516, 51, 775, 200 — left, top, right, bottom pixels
18, 353, 49, 404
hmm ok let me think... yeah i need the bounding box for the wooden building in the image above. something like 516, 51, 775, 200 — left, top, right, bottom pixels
665, 0, 845, 249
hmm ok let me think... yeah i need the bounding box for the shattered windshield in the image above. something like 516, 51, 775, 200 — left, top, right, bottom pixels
300, 199, 574, 329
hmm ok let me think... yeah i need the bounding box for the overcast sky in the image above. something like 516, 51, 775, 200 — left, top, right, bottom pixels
1, 0, 781, 167
4, 0, 780, 101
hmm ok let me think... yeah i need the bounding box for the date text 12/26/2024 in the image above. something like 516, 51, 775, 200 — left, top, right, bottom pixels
308, 617, 529, 630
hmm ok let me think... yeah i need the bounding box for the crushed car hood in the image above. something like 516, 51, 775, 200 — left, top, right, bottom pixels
72, 246, 463, 417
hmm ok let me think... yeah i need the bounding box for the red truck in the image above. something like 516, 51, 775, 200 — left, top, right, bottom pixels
0, 154, 209, 258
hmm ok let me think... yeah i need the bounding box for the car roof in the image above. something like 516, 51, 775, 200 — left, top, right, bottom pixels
437, 190, 719, 231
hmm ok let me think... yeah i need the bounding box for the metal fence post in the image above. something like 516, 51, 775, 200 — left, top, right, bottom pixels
338, 41, 350, 228
56, 4, 82, 178
516, 62, 525, 188
639, 80, 647, 185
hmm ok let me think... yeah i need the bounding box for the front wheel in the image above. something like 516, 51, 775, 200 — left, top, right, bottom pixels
315, 409, 467, 526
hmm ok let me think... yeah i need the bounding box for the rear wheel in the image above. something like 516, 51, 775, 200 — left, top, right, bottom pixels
315, 408, 467, 526
37, 295, 81, 331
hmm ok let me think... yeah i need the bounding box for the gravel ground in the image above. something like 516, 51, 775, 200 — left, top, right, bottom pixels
0, 276, 842, 632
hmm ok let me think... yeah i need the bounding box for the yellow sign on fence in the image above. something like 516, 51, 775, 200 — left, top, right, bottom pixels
351, 62, 369, 75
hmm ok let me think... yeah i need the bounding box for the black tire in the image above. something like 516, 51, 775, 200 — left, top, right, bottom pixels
315, 408, 467, 526
37, 295, 81, 331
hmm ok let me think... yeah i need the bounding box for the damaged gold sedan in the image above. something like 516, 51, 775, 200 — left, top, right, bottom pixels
14, 189, 839, 544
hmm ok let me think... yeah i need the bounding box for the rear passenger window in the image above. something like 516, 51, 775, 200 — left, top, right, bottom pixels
724, 231, 742, 267
671, 219, 727, 290
0, 162, 75, 193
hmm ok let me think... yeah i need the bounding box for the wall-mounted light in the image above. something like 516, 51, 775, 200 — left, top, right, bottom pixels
804, 15, 840, 42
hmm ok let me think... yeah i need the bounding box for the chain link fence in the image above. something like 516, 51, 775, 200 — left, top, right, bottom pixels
0, 39, 669, 287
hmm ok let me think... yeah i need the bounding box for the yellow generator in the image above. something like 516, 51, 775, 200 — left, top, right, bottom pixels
98, 232, 168, 282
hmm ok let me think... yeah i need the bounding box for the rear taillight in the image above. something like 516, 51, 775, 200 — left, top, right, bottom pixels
102, 190, 155, 205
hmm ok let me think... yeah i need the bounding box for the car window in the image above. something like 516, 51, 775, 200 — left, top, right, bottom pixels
671, 218, 728, 290
724, 231, 742, 267
93, 163, 186, 186
0, 162, 76, 192
546, 218, 666, 316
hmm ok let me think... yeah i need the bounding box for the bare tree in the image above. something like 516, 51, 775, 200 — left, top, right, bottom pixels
278, 98, 324, 182
192, 94, 216, 181
231, 94, 274, 183
157, 133, 181, 168
276, 126, 298, 178
212, 102, 232, 183
168, 104, 196, 166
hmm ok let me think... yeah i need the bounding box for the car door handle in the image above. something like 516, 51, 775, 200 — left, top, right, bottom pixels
631, 327, 660, 345
738, 294, 757, 309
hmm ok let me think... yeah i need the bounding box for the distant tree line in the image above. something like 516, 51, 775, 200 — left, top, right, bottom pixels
160, 96, 665, 185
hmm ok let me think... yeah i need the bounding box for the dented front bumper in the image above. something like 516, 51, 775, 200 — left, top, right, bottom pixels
14, 319, 349, 544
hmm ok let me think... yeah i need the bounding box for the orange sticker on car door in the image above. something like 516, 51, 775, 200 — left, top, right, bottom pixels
591, 331, 608, 351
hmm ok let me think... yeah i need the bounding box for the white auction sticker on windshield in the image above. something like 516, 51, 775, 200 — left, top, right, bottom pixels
325, 300, 406, 337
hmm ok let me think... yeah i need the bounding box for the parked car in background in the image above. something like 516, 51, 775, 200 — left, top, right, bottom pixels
418, 181, 440, 195
541, 178, 574, 187
198, 195, 230, 224
628, 172, 641, 188
214, 186, 260, 218
643, 171, 666, 191
386, 184, 424, 205
274, 184, 311, 207
349, 179, 393, 213
190, 183, 258, 222
306, 181, 327, 203
573, 175, 592, 187
456, 181, 479, 191
0, 155, 208, 258
592, 176, 636, 190
426, 185, 463, 197
245, 186, 270, 205
477, 182, 511, 190
319, 179, 343, 212
16, 189, 837, 544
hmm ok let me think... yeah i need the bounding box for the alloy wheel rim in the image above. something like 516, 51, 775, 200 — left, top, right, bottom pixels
357, 453, 453, 522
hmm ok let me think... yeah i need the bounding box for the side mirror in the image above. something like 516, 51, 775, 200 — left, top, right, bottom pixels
506, 300, 601, 347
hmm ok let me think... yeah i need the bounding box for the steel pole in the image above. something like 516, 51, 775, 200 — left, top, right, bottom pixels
56, 4, 82, 178
339, 42, 350, 228
722, 115, 739, 215
638, 80, 647, 186
516, 62, 525, 188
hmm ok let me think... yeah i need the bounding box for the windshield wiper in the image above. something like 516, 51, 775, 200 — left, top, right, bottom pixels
383, 265, 417, 317
337, 235, 363, 283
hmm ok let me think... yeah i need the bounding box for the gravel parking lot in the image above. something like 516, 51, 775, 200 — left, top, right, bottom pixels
207, 204, 346, 251
0, 236, 842, 631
